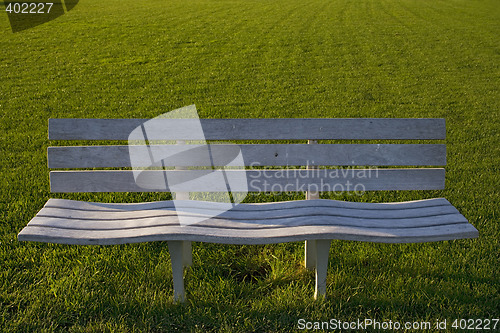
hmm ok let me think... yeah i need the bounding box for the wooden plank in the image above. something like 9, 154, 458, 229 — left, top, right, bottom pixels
26, 212, 469, 231
42, 197, 453, 212
47, 144, 446, 168
17, 222, 479, 245
49, 118, 446, 141
35, 204, 465, 224
49, 169, 445, 193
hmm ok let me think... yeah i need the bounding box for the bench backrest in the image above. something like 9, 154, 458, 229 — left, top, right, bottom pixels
48, 118, 446, 193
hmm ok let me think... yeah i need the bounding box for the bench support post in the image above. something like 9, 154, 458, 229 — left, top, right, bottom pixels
305, 240, 317, 270
168, 240, 186, 303
305, 139, 319, 270
182, 241, 192, 268
314, 239, 331, 299
175, 140, 192, 269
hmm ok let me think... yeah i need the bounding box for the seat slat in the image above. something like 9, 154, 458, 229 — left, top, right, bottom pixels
18, 223, 478, 245
48, 144, 446, 168
29, 212, 467, 230
37, 204, 462, 221
49, 169, 445, 193
49, 118, 446, 140
42, 197, 453, 212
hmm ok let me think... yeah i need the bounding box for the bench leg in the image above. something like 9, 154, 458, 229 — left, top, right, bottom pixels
168, 241, 186, 303
314, 239, 331, 300
305, 240, 317, 270
182, 241, 192, 268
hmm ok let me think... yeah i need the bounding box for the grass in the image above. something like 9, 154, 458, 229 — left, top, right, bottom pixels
1, 0, 499, 331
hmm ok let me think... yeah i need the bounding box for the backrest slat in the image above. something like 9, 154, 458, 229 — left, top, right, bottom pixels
49, 118, 446, 140
50, 169, 445, 193
48, 144, 446, 168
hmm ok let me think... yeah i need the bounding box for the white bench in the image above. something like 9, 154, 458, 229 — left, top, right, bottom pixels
18, 118, 478, 302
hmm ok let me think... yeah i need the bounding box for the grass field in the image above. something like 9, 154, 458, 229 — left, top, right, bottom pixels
1, 0, 499, 331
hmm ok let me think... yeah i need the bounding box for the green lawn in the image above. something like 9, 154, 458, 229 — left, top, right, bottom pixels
1, 0, 499, 331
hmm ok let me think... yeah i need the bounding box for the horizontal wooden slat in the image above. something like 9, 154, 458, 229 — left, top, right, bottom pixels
35, 205, 465, 226
49, 118, 446, 140
26, 214, 470, 232
40, 197, 454, 212
18, 223, 479, 245
36, 198, 462, 220
50, 169, 445, 193
48, 144, 446, 168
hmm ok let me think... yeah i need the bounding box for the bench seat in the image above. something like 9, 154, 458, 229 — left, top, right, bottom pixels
19, 198, 478, 245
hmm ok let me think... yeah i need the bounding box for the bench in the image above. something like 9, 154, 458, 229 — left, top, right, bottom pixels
18, 115, 478, 302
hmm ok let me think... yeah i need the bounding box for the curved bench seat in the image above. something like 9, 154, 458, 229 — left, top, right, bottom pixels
19, 198, 478, 246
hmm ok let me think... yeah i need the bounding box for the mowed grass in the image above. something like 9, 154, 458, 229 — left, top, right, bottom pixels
1, 0, 499, 331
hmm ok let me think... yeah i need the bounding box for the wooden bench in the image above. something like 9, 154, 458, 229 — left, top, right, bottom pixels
18, 117, 478, 302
